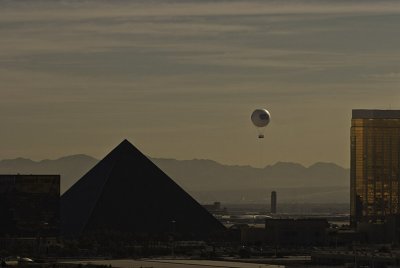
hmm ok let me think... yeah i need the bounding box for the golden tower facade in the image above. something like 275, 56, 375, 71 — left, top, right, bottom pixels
351, 110, 400, 226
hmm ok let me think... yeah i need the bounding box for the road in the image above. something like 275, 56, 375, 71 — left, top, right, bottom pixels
64, 259, 284, 268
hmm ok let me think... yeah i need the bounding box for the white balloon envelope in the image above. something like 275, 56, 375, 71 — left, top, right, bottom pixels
251, 109, 270, 127
251, 109, 270, 138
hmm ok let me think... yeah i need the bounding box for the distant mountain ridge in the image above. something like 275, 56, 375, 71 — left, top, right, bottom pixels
0, 155, 98, 193
0, 155, 349, 203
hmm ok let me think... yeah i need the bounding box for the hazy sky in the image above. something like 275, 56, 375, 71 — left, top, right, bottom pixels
1, 0, 400, 168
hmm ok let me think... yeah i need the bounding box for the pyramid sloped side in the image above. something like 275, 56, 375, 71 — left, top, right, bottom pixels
61, 143, 122, 237
84, 141, 225, 237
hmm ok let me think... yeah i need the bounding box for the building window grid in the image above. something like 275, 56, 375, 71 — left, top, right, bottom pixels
351, 119, 400, 225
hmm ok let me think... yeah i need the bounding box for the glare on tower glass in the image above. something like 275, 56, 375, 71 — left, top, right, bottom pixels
251, 109, 271, 138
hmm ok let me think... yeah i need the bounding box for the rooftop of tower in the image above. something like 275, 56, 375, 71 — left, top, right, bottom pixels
352, 109, 400, 119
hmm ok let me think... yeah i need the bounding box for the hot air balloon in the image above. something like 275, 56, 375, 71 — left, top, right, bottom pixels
251, 109, 271, 138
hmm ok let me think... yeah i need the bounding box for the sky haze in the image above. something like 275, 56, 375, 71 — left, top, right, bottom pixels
1, 0, 400, 168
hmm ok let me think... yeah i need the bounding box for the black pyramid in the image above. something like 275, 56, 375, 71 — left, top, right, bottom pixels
61, 139, 225, 238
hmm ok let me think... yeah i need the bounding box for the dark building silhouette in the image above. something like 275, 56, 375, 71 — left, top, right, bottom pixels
203, 202, 221, 212
61, 139, 225, 238
203, 202, 227, 214
271, 191, 277, 214
0, 175, 60, 237
265, 218, 329, 246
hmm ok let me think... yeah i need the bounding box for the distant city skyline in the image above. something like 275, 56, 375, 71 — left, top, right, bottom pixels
1, 0, 400, 168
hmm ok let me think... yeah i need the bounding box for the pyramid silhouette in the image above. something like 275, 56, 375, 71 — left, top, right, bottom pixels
61, 139, 225, 238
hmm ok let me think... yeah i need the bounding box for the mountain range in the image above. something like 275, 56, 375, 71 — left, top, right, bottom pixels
0, 155, 349, 204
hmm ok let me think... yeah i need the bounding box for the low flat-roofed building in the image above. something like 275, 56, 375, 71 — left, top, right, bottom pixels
265, 218, 329, 246
0, 174, 60, 237
239, 225, 267, 244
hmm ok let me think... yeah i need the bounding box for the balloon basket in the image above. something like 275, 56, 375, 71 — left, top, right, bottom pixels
258, 134, 264, 139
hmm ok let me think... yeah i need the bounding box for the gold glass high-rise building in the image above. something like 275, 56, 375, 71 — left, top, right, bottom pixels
351, 110, 400, 226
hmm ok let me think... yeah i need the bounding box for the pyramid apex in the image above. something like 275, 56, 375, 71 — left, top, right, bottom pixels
111, 139, 137, 153
118, 139, 133, 146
